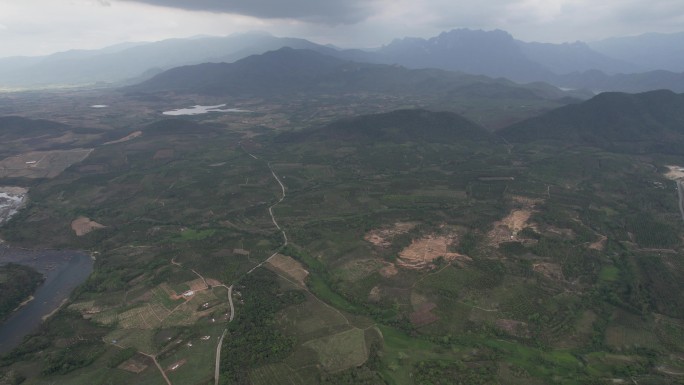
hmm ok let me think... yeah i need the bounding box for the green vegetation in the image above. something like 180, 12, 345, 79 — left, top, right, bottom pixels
220, 270, 305, 384
2, 88, 684, 385
0, 263, 43, 320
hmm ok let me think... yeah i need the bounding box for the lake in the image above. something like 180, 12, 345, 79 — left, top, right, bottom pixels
162, 104, 251, 116
0, 246, 94, 355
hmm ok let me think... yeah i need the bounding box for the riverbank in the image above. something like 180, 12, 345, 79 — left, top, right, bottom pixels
0, 248, 93, 355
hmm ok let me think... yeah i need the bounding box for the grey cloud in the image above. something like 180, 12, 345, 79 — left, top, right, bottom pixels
614, 0, 684, 23
116, 0, 376, 24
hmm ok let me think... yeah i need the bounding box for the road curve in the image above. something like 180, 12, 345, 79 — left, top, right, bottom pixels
214, 328, 228, 385
215, 149, 289, 385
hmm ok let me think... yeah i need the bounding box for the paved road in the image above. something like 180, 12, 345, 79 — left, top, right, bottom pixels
677, 180, 684, 221
214, 329, 228, 385
215, 149, 289, 385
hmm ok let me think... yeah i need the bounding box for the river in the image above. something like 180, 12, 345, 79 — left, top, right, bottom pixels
0, 246, 93, 355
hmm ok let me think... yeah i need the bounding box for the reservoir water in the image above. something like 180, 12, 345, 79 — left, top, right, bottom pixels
162, 104, 251, 116
0, 246, 93, 355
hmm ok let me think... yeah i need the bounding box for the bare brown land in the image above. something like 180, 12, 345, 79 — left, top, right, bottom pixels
71, 216, 105, 236
103, 130, 142, 145
488, 196, 542, 246
664, 165, 684, 180
397, 235, 470, 270
364, 222, 416, 247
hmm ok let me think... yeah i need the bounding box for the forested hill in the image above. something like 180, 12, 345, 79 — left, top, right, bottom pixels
0, 263, 43, 320
499, 89, 684, 153
276, 109, 494, 145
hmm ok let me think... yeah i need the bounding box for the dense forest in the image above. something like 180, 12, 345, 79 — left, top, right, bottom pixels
0, 263, 43, 320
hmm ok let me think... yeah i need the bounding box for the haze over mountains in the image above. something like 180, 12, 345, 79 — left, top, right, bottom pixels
1, 29, 683, 93
128, 47, 578, 101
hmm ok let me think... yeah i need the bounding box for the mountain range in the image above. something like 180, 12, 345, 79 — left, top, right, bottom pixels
1, 29, 683, 93
127, 47, 578, 102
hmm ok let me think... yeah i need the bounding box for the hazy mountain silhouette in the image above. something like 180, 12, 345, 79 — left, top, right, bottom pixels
0, 32, 335, 87
128, 47, 580, 102
589, 32, 684, 72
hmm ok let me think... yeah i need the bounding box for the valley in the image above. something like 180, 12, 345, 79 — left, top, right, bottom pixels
0, 45, 683, 385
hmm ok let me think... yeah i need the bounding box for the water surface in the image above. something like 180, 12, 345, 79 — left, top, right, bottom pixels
0, 246, 93, 355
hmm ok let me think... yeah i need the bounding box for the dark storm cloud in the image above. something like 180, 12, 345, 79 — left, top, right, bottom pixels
117, 0, 376, 24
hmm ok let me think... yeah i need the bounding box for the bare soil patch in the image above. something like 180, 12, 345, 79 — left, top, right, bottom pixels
71, 216, 105, 236
664, 165, 684, 180
266, 253, 309, 286
104, 130, 142, 145
364, 222, 416, 247
0, 149, 92, 179
487, 196, 541, 246
368, 286, 381, 302
397, 235, 470, 270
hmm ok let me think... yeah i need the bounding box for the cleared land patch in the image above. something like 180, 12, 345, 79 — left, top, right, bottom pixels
71, 216, 106, 236
488, 196, 541, 246
0, 149, 92, 178
364, 222, 416, 247
103, 130, 142, 145
397, 235, 470, 270
664, 165, 684, 180
266, 254, 309, 286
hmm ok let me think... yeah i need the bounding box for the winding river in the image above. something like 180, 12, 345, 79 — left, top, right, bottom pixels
0, 246, 93, 355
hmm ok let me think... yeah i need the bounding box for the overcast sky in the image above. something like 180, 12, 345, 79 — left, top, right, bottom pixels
1, 0, 683, 58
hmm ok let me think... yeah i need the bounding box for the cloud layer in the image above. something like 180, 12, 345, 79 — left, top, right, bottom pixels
1, 0, 683, 57
117, 0, 377, 24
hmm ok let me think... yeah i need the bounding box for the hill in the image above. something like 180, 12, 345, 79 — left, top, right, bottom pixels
500, 89, 684, 153
277, 109, 493, 144
0, 32, 335, 88
128, 47, 580, 101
